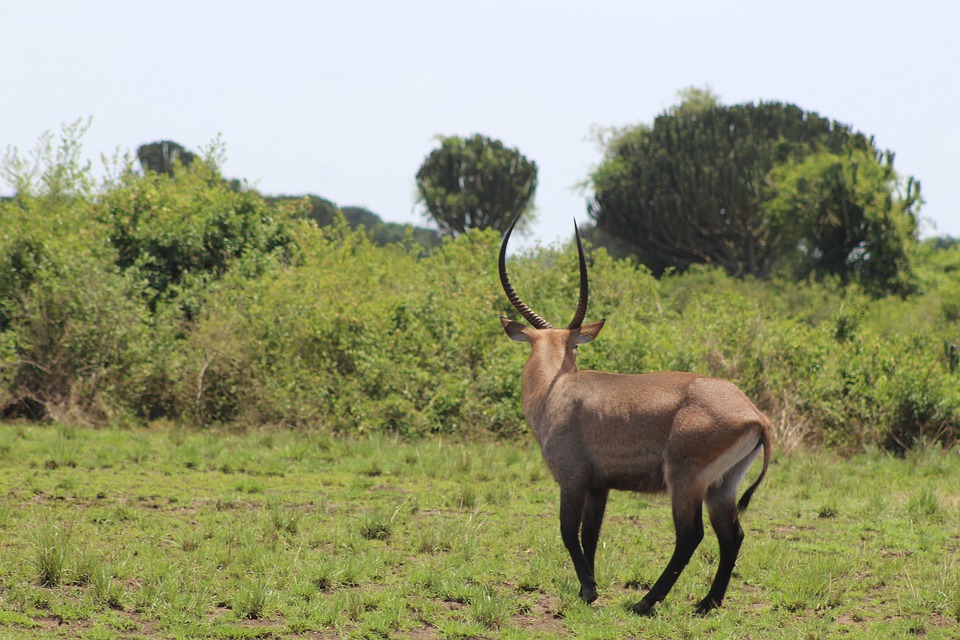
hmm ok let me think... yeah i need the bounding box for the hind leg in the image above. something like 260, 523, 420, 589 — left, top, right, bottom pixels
696, 487, 744, 614
696, 447, 761, 613
631, 492, 704, 616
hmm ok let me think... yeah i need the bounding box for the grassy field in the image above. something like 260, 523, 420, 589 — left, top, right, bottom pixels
0, 423, 958, 639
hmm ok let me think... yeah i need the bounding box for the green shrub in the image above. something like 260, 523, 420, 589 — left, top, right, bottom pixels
94, 154, 296, 316
185, 223, 525, 434
0, 175, 156, 423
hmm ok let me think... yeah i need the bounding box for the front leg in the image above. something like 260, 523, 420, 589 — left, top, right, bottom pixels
559, 483, 596, 603
581, 488, 609, 575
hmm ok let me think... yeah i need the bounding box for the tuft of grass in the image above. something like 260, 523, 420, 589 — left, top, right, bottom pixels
91, 565, 124, 610
413, 518, 454, 554
72, 547, 101, 586
334, 589, 378, 623
362, 460, 384, 477
312, 560, 338, 591
269, 500, 303, 535
177, 528, 203, 552
549, 580, 588, 620
231, 575, 273, 620
454, 483, 479, 510
908, 488, 941, 519
32, 522, 70, 587
358, 510, 392, 541
469, 585, 513, 629
234, 478, 264, 494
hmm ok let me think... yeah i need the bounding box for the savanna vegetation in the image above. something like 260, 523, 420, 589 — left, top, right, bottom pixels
0, 101, 958, 638
2, 119, 957, 450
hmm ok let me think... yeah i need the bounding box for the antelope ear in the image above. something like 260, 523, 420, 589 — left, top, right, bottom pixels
500, 316, 533, 343
576, 319, 606, 344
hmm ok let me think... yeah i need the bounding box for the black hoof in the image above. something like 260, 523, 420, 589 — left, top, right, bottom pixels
579, 585, 598, 603
630, 600, 655, 616
694, 598, 719, 616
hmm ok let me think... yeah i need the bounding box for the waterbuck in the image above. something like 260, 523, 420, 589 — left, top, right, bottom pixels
498, 215, 771, 615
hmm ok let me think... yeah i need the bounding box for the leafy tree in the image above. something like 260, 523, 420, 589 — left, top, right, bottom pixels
136, 140, 197, 176
587, 93, 921, 293
767, 149, 920, 294
415, 134, 538, 235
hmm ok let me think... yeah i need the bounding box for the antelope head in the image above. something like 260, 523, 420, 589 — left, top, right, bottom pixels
498, 215, 605, 377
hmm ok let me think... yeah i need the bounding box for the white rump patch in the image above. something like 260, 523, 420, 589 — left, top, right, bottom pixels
699, 430, 761, 498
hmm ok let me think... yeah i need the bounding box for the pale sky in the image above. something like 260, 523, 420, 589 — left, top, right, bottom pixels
3, 1, 958, 245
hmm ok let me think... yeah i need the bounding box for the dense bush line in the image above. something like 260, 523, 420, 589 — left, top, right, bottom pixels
1, 134, 958, 452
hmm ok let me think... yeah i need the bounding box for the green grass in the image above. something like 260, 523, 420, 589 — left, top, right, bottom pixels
0, 423, 959, 638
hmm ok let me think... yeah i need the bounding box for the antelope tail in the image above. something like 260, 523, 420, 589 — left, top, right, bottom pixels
737, 419, 772, 514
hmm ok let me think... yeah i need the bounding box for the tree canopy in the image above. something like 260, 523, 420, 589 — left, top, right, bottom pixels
587, 93, 921, 294
766, 149, 919, 293
415, 134, 538, 235
136, 140, 197, 176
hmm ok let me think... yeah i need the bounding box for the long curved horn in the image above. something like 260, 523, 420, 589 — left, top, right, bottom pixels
499, 213, 554, 329
567, 220, 589, 329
